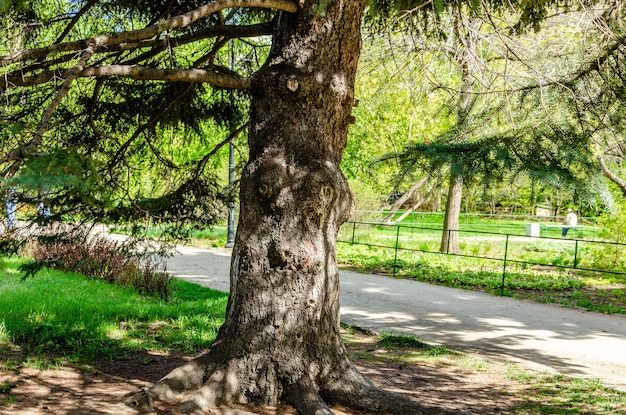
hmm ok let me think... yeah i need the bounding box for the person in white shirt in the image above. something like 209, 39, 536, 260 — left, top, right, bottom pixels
562, 208, 578, 237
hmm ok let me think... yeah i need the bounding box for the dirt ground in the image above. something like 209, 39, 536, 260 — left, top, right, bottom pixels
0, 330, 532, 415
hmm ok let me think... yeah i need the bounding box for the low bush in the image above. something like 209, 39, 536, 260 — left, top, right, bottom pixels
22, 230, 172, 299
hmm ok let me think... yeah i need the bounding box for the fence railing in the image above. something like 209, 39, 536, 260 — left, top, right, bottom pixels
351, 211, 600, 240
337, 221, 626, 295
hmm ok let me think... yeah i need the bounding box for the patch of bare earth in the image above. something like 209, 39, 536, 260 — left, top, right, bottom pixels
0, 331, 529, 415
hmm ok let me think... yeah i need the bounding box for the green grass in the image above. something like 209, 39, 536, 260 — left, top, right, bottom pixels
0, 256, 227, 360
336, 243, 626, 314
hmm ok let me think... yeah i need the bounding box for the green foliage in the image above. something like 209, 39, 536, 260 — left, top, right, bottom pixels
367, 0, 572, 32
361, 1, 622, 217
345, 35, 454, 205
0, 0, 30, 14
582, 205, 626, 271
0, 0, 254, 235
0, 234, 23, 256
7, 149, 108, 204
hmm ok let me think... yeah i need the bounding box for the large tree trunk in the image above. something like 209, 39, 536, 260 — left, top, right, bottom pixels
139, 3, 454, 415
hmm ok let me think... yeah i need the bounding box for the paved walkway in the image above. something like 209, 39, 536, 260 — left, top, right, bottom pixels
166, 244, 626, 392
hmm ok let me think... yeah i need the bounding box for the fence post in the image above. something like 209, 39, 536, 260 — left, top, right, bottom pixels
351, 221, 356, 244
574, 240, 579, 269
392, 225, 401, 278
501, 234, 509, 296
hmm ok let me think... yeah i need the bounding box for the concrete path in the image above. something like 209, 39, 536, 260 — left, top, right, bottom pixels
166, 244, 626, 392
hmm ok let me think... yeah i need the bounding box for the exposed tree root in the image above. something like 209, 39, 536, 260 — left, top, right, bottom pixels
320, 365, 465, 415
283, 375, 334, 415
125, 348, 466, 415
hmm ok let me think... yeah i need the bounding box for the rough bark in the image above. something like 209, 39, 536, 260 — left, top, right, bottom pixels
136, 2, 459, 414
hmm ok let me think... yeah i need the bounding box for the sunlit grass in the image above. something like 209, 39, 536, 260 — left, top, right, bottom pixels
0, 256, 227, 361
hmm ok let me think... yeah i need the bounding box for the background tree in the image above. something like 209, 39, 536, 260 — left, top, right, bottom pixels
370, 1, 619, 251
343, 34, 452, 218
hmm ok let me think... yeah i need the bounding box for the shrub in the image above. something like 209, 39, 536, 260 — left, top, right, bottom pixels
22, 230, 172, 299
0, 234, 24, 256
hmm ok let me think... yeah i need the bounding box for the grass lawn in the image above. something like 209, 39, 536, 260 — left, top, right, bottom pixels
0, 256, 228, 360
1, 256, 625, 414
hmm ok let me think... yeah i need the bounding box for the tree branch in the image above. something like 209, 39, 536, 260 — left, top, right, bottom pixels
1, 66, 251, 90
109, 83, 197, 169
194, 121, 250, 179
30, 44, 96, 149
0, 0, 295, 66
1, 22, 273, 84
54, 0, 100, 44
598, 152, 626, 197
82, 66, 252, 89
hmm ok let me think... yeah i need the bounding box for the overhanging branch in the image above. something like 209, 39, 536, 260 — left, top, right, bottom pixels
1, 66, 251, 90
83, 66, 252, 89
30, 44, 96, 149
0, 0, 296, 66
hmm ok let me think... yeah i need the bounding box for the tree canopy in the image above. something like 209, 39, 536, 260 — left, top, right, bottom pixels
365, 1, 624, 220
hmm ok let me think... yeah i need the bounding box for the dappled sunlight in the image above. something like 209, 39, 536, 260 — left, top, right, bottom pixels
476, 317, 528, 328
341, 307, 417, 325
362, 286, 401, 296
160, 246, 626, 391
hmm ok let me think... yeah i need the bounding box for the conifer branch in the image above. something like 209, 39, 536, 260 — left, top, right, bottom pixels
195, 121, 250, 179
598, 152, 626, 197
54, 0, 100, 44
1, 66, 251, 91
82, 66, 252, 89
0, 0, 296, 66
30, 44, 96, 149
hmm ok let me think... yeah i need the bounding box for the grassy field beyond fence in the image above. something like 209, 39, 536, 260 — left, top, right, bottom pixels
336, 219, 626, 314
353, 210, 601, 239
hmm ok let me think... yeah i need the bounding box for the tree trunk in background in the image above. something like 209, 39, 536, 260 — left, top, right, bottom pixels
383, 175, 429, 223
599, 152, 626, 197
440, 166, 463, 254
438, 12, 478, 256
146, 3, 451, 415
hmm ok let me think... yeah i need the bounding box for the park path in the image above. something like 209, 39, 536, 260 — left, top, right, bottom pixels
165, 244, 626, 392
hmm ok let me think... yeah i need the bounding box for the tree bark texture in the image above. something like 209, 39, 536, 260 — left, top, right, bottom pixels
143, 2, 456, 414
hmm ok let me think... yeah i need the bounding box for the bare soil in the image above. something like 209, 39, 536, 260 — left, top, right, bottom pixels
0, 331, 529, 415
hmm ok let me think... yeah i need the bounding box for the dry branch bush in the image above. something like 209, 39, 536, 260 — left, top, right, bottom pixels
25, 230, 172, 299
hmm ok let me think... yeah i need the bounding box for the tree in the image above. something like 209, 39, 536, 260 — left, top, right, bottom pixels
377, 1, 621, 247
0, 1, 612, 413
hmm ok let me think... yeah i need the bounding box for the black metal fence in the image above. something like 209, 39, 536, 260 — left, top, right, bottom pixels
337, 221, 626, 294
